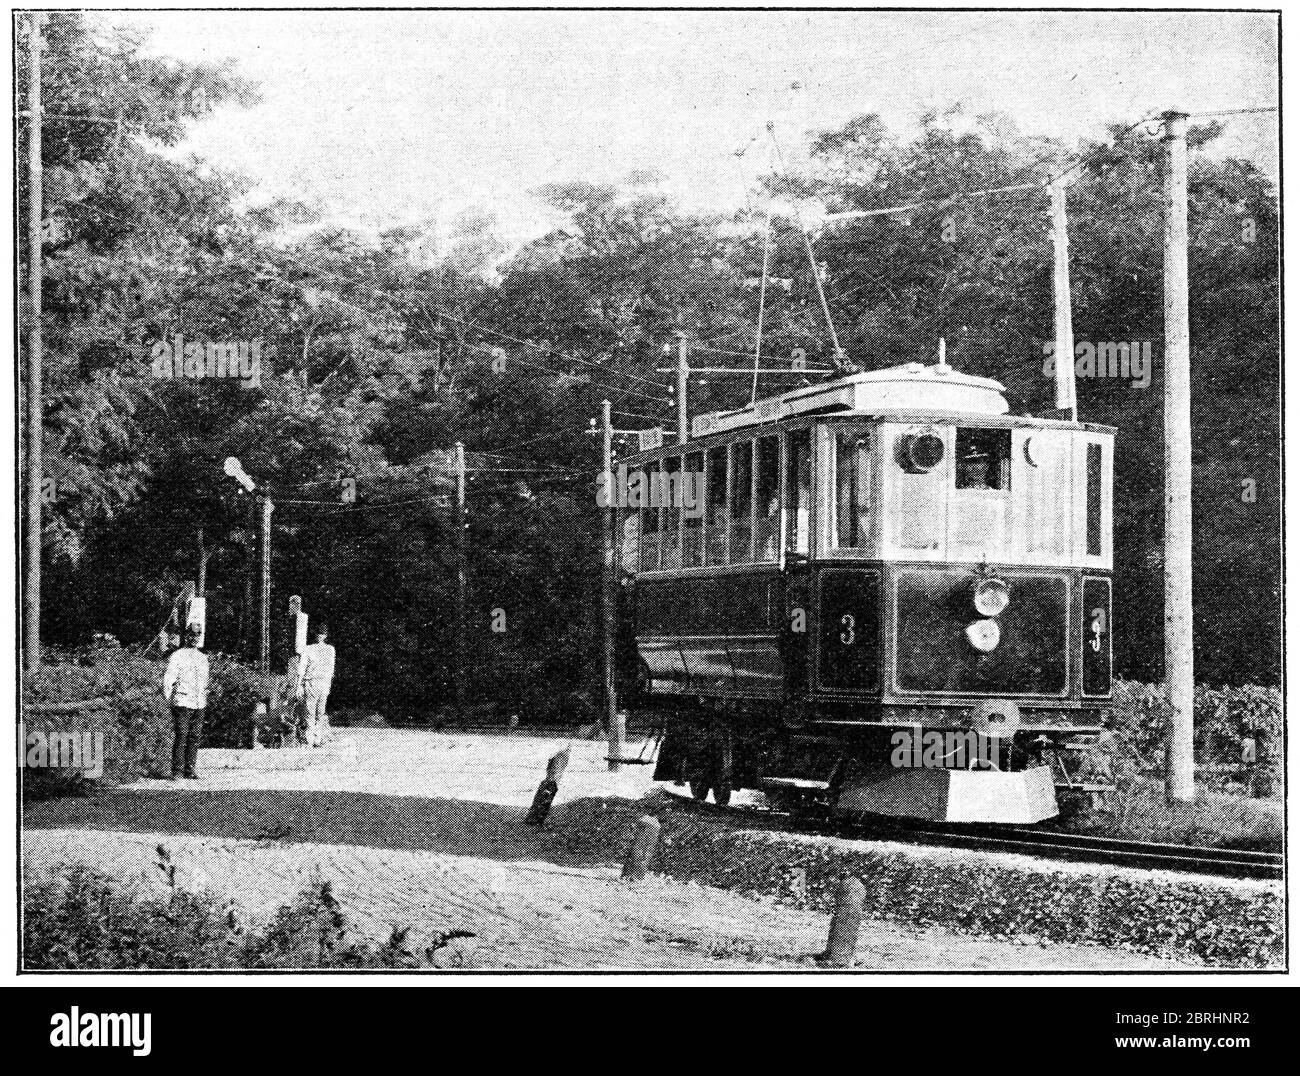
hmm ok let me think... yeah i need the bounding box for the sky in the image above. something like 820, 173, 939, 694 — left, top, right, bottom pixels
115, 8, 1279, 245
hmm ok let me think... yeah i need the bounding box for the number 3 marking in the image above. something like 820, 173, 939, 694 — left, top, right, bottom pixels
840, 613, 856, 645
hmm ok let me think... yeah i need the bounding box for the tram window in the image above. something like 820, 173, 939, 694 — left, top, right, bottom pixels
705, 448, 728, 565
730, 441, 754, 563
754, 436, 780, 562
834, 427, 872, 549
784, 428, 812, 555
661, 456, 682, 570
639, 464, 660, 572
682, 451, 704, 568
1086, 443, 1102, 556
955, 428, 1011, 491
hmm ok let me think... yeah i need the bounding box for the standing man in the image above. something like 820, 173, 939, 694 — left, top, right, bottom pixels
298, 622, 336, 747
163, 624, 209, 779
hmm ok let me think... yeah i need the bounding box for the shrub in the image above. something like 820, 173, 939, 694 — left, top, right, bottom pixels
1108, 680, 1282, 777
202, 654, 275, 748
23, 864, 450, 970
22, 646, 270, 795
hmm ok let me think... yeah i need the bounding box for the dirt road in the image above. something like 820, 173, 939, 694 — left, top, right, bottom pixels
23, 729, 1200, 971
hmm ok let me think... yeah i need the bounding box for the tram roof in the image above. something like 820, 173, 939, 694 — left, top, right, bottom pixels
631, 361, 1114, 453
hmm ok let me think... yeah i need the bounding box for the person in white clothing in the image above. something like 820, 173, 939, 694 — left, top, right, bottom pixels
163, 625, 209, 778
297, 623, 336, 747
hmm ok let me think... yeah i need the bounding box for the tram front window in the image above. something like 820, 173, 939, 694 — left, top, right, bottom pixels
784, 428, 812, 556
662, 456, 682, 570
705, 448, 728, 565
639, 464, 660, 572
730, 441, 753, 563
682, 451, 704, 567
755, 436, 780, 562
834, 427, 872, 549
955, 428, 1011, 491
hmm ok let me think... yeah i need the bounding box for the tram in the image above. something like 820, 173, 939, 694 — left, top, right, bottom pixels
617, 357, 1114, 824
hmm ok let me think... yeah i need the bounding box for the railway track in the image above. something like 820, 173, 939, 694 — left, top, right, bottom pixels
659, 786, 1284, 881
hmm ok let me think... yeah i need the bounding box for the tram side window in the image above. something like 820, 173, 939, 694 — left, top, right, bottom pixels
1086, 443, 1102, 556
754, 436, 781, 562
661, 456, 682, 570
730, 441, 754, 564
682, 451, 704, 567
955, 428, 1011, 491
784, 429, 812, 554
834, 426, 872, 549
639, 464, 660, 572
705, 448, 728, 565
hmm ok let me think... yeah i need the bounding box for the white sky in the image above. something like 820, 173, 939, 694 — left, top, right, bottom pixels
115, 8, 1279, 244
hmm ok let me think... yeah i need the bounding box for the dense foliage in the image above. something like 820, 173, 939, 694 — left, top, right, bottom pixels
24, 867, 459, 969
21, 13, 1280, 724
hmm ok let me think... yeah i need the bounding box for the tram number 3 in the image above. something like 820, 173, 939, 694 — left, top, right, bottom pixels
1090, 607, 1107, 652
839, 613, 856, 646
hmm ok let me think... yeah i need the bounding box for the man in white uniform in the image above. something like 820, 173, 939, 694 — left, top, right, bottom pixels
297, 623, 336, 747
163, 625, 209, 778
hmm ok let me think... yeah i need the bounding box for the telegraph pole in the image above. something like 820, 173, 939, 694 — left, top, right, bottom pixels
454, 442, 467, 717
1162, 110, 1195, 803
1049, 180, 1078, 421
601, 400, 622, 771
676, 335, 690, 444
22, 14, 44, 672
259, 494, 273, 674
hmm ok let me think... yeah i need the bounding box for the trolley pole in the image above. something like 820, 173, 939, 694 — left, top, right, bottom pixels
1162, 110, 1195, 803
22, 14, 43, 673
454, 442, 467, 718
676, 335, 689, 444
258, 494, 273, 674
602, 400, 621, 772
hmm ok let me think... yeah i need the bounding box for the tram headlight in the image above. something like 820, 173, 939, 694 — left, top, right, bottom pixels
965, 618, 1001, 652
973, 576, 1010, 617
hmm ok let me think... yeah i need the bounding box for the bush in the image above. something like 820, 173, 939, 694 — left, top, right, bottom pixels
22, 647, 171, 797
202, 654, 275, 748
1109, 680, 1282, 777
22, 646, 270, 796
23, 864, 454, 970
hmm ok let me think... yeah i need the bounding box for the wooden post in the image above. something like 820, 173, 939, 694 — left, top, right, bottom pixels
821, 875, 866, 968
676, 336, 689, 445
259, 494, 273, 674
525, 747, 570, 826
621, 815, 661, 881
455, 442, 467, 718
22, 14, 43, 673
1162, 110, 1195, 803
1049, 180, 1077, 421
602, 400, 621, 772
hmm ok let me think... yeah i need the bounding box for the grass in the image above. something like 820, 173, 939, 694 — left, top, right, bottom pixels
23, 861, 472, 970
1053, 776, 1282, 852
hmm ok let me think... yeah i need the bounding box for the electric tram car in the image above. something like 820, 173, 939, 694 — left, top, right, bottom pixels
617, 358, 1114, 824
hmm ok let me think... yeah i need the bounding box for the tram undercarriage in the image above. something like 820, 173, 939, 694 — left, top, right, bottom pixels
649, 699, 1115, 824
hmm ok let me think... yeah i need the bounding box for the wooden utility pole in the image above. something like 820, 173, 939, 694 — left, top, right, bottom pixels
1162, 110, 1195, 802
22, 14, 44, 672
1049, 180, 1078, 421
454, 442, 467, 716
258, 495, 273, 674
676, 335, 690, 444
601, 400, 622, 772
